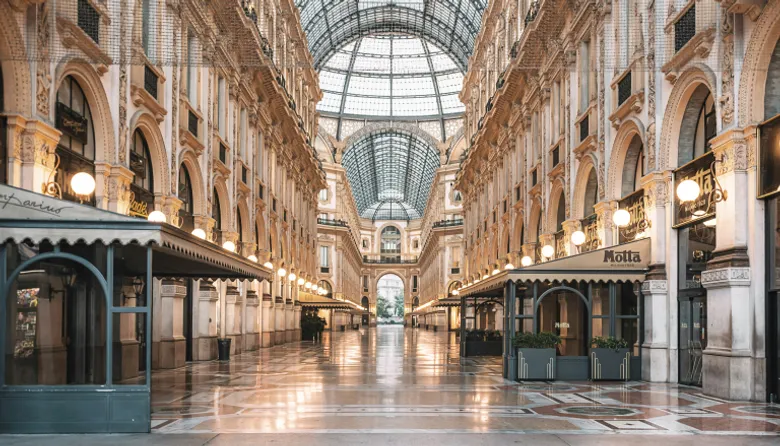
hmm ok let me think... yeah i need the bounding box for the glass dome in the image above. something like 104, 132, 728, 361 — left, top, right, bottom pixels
317, 34, 465, 119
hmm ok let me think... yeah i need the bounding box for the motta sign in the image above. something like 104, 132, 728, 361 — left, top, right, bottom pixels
603, 248, 642, 265
618, 189, 647, 244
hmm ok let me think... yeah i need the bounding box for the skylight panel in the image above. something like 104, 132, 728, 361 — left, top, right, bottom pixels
318, 70, 348, 92
353, 55, 391, 75
348, 76, 391, 96
440, 94, 466, 113
392, 77, 436, 97
359, 37, 391, 55
324, 51, 352, 71
317, 92, 343, 113
392, 57, 430, 75
392, 37, 425, 55
430, 53, 458, 71
393, 96, 439, 116
343, 96, 391, 115
436, 73, 463, 94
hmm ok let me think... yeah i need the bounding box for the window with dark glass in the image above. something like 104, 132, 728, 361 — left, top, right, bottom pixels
0, 63, 6, 184
129, 129, 153, 218
55, 76, 95, 205
77, 0, 100, 44
178, 165, 194, 232
212, 188, 222, 244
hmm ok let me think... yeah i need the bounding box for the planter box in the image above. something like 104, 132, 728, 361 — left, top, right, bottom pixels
465, 339, 503, 356
590, 348, 632, 381
516, 348, 556, 380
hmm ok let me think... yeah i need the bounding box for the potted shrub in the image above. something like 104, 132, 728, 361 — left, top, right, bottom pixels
513, 332, 561, 381
464, 329, 503, 356
590, 336, 632, 381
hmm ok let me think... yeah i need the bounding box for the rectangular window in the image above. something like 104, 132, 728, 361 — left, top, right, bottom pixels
579, 41, 589, 113
142, 0, 151, 56
579, 114, 590, 143
412, 276, 418, 291
78, 0, 100, 44
187, 32, 197, 104
217, 77, 226, 138
239, 108, 247, 158
188, 109, 198, 138
618, 71, 632, 106
143, 65, 158, 100
551, 146, 560, 167
320, 246, 329, 268
257, 132, 263, 178
675, 5, 696, 53
319, 188, 328, 201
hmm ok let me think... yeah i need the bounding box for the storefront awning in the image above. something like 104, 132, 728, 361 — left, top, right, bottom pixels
0, 184, 273, 281
460, 238, 651, 297
299, 292, 356, 309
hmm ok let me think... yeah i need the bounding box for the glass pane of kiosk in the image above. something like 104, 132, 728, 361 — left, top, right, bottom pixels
677, 221, 714, 386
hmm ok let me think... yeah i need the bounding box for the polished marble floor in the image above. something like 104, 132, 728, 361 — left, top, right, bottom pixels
149, 325, 780, 437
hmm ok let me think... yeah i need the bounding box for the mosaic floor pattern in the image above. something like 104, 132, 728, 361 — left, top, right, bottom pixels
151, 325, 780, 436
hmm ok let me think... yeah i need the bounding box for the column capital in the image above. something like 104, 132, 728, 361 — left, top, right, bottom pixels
701, 266, 751, 290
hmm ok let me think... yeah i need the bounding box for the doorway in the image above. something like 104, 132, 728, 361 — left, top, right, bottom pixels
184, 280, 193, 362
678, 294, 706, 386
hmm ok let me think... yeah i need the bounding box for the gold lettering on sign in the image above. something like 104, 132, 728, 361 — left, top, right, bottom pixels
129, 199, 149, 218
679, 167, 713, 217
61, 116, 86, 134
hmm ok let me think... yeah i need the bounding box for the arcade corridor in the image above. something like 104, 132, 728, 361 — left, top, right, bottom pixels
141, 326, 780, 436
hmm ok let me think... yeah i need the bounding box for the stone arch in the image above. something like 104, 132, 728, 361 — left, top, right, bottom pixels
659, 64, 718, 171
499, 224, 510, 259
738, 0, 780, 125
53, 59, 116, 164
130, 111, 169, 196
488, 232, 499, 265
548, 177, 566, 232
378, 222, 404, 253
179, 151, 206, 216
607, 118, 645, 200
269, 220, 279, 260
0, 10, 30, 114
374, 270, 406, 291
572, 154, 599, 219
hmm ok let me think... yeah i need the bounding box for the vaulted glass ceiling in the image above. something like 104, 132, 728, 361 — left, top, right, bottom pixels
342, 131, 440, 220
317, 34, 466, 119
296, 0, 487, 70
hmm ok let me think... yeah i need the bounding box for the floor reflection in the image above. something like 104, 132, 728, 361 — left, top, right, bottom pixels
151, 325, 779, 435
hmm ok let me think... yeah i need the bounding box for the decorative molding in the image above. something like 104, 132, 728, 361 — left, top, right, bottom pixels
700, 267, 751, 289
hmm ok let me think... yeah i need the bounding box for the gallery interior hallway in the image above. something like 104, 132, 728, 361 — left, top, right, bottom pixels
145, 325, 780, 438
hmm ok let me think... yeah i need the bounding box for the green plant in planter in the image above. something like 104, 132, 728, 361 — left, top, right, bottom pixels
591, 336, 629, 351
512, 331, 561, 349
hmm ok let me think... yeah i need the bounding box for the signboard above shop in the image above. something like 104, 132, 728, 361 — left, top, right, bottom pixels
674, 151, 716, 228
759, 114, 780, 199
618, 189, 648, 244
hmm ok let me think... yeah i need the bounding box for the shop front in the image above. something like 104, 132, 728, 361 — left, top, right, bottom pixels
458, 238, 650, 381
0, 184, 272, 433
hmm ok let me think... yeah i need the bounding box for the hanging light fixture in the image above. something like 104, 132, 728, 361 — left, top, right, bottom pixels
612, 209, 631, 228
571, 230, 586, 246
147, 211, 167, 223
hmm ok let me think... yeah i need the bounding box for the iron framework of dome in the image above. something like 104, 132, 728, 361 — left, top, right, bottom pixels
316, 34, 466, 120
296, 0, 487, 71
342, 130, 440, 221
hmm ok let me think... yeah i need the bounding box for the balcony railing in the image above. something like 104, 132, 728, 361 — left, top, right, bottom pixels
144, 65, 158, 100
363, 256, 418, 264
317, 218, 348, 227
380, 248, 401, 254
433, 219, 464, 228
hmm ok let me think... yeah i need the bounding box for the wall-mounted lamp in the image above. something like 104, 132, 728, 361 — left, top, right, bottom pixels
541, 244, 554, 259
192, 228, 207, 239
676, 154, 728, 216
571, 230, 586, 247
278, 267, 287, 277
263, 261, 274, 269
521, 256, 533, 267
71, 172, 96, 203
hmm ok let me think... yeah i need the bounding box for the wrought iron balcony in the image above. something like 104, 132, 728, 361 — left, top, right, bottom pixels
317, 218, 348, 227
363, 256, 418, 264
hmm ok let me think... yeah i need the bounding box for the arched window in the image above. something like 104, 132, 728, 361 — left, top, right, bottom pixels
178, 165, 194, 232
56, 76, 96, 204
129, 129, 154, 218
678, 85, 715, 166
237, 208, 244, 252
380, 226, 401, 253
555, 194, 565, 232
212, 188, 222, 243
584, 168, 598, 217
318, 280, 332, 298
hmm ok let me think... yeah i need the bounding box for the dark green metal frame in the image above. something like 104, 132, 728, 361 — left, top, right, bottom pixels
0, 242, 153, 433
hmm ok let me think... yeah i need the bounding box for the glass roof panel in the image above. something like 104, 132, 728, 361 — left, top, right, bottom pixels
342, 130, 440, 220
316, 34, 465, 120
440, 94, 466, 114
319, 92, 343, 113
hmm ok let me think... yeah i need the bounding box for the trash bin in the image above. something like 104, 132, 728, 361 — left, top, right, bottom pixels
217, 338, 231, 361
